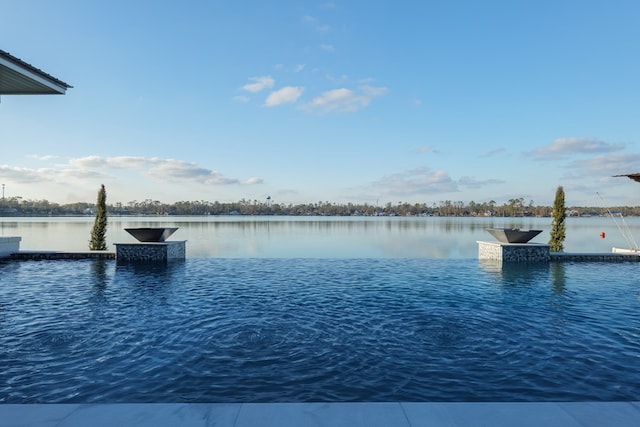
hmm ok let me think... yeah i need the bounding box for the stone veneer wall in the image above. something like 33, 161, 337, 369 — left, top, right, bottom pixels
11, 251, 115, 260
115, 241, 186, 262
167, 241, 186, 259
0, 237, 21, 258
478, 241, 551, 262
550, 252, 640, 262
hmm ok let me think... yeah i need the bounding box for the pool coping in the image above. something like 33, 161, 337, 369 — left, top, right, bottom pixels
8, 250, 116, 260
1, 402, 639, 427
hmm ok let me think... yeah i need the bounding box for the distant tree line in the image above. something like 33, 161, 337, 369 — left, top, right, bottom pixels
2, 195, 640, 217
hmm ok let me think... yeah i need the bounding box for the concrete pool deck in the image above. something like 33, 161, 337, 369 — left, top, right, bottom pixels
1, 402, 639, 427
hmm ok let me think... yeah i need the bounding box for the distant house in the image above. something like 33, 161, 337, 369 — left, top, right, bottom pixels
0, 49, 72, 95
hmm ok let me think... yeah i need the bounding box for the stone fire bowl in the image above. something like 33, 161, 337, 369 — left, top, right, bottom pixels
125, 227, 178, 242
486, 228, 542, 244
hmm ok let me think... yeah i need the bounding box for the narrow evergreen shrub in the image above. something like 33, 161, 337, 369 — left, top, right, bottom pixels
549, 186, 566, 252
89, 184, 108, 250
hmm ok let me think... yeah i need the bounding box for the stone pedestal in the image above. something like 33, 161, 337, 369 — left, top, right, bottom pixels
114, 241, 186, 263
0, 236, 21, 258
478, 241, 550, 262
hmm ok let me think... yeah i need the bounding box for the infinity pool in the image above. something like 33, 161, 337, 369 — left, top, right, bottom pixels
0, 258, 638, 403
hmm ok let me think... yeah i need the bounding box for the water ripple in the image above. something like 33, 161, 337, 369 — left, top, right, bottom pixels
0, 258, 638, 402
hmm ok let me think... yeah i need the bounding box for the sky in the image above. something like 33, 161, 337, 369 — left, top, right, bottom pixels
1, 0, 640, 207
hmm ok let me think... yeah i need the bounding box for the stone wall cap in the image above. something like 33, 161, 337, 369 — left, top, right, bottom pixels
477, 240, 550, 247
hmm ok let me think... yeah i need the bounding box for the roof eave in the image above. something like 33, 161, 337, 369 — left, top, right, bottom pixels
0, 50, 72, 95
614, 173, 640, 183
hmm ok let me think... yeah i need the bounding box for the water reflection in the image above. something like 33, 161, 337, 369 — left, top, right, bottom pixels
91, 259, 109, 288
2, 216, 639, 258
550, 262, 567, 294
113, 261, 187, 307
90, 260, 111, 315
114, 259, 186, 276
479, 260, 550, 284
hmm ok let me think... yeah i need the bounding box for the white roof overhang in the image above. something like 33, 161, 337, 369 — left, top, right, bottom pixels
0, 49, 72, 95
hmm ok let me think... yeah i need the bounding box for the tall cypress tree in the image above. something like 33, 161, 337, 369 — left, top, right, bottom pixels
89, 184, 108, 250
549, 186, 566, 252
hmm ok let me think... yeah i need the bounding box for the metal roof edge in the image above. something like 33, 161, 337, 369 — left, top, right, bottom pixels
0, 48, 73, 89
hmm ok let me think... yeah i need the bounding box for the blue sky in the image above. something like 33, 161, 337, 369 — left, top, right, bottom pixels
1, 0, 640, 207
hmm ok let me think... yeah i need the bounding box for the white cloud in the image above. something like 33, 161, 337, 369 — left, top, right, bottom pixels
28, 154, 59, 161
244, 177, 264, 185
264, 86, 304, 107
241, 76, 275, 93
274, 63, 306, 73
458, 176, 505, 189
145, 159, 238, 185
0, 165, 54, 183
373, 167, 458, 197
529, 137, 624, 160
0, 164, 110, 184
309, 88, 352, 109
2, 156, 263, 189
306, 85, 387, 113
481, 148, 507, 157
69, 156, 148, 169
319, 44, 335, 52
570, 153, 640, 175
58, 168, 110, 180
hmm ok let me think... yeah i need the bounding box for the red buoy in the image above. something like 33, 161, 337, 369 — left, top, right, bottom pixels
600, 232, 606, 239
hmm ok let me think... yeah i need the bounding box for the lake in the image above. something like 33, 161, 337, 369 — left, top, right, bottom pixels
1, 215, 639, 258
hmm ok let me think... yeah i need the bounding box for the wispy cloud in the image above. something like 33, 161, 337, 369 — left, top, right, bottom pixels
69, 156, 145, 169
28, 154, 59, 161
244, 177, 264, 185
373, 167, 458, 197
319, 44, 335, 52
73, 156, 262, 185
528, 137, 624, 160
265, 86, 304, 106
570, 153, 640, 175
274, 63, 306, 72
0, 165, 56, 183
306, 85, 387, 113
481, 148, 507, 157
301, 15, 331, 32
458, 176, 505, 189
416, 145, 435, 154
1, 156, 262, 187
241, 76, 275, 93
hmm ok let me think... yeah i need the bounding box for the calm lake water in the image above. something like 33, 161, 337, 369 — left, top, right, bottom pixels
2, 215, 639, 257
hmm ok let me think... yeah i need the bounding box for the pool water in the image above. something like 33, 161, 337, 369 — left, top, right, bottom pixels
0, 258, 638, 403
